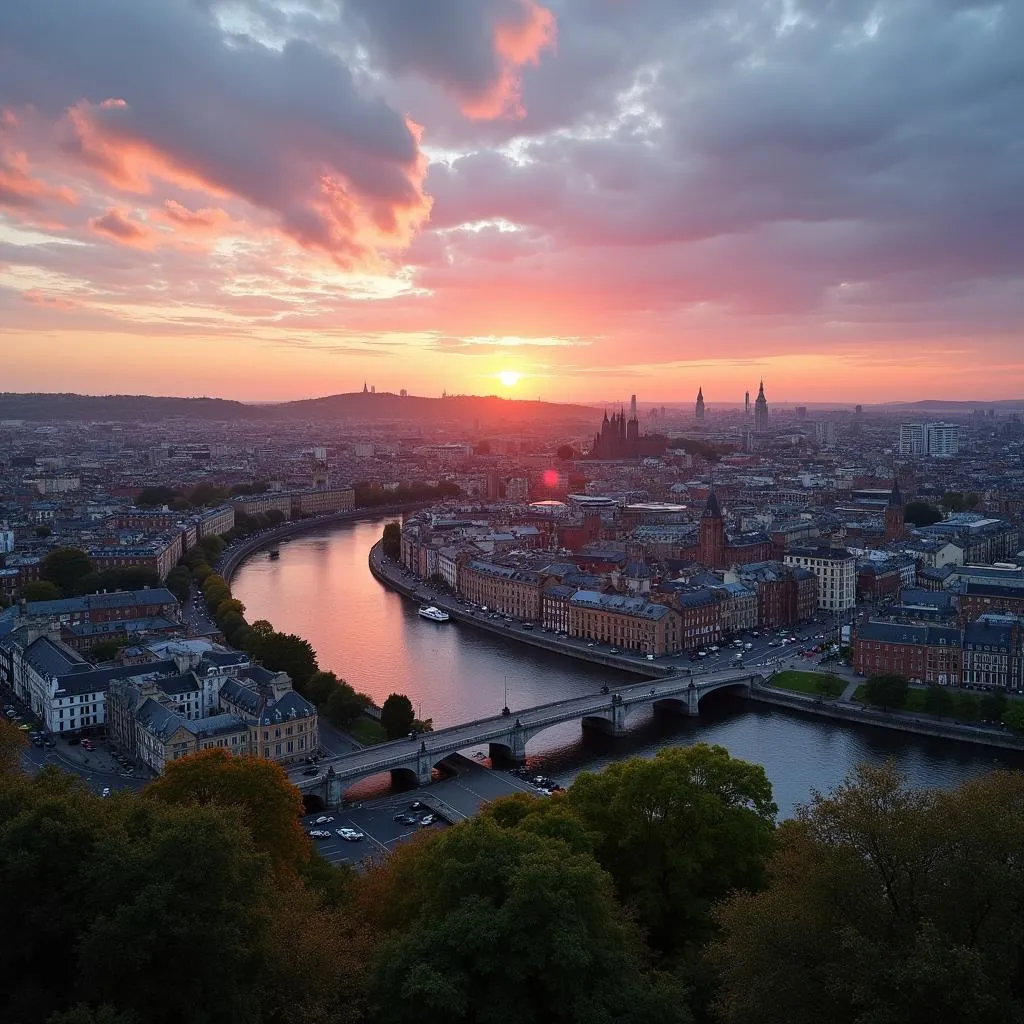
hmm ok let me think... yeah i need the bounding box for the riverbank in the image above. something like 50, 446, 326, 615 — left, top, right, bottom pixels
369, 540, 1024, 754
220, 503, 429, 584
368, 541, 663, 679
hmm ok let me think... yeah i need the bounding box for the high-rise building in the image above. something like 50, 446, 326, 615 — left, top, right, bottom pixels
629, 394, 637, 419
814, 421, 837, 448
754, 380, 769, 432
744, 390, 750, 418
899, 422, 960, 457
695, 387, 705, 422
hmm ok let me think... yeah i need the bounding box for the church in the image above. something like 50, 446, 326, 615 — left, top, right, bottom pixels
590, 408, 667, 460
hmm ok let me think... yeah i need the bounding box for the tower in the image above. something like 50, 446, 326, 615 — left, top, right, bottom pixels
695, 387, 705, 422
884, 479, 904, 542
698, 490, 726, 569
629, 394, 637, 420
744, 390, 750, 418
754, 380, 769, 432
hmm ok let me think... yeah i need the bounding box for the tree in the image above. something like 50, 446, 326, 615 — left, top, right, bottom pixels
87, 640, 125, 663
135, 485, 178, 508
144, 749, 309, 876
980, 688, 1008, 723
380, 693, 415, 739
904, 500, 942, 527
198, 534, 225, 561
1002, 702, 1024, 734
20, 580, 63, 602
564, 745, 777, 954
326, 684, 371, 728
710, 764, 1024, 1024
259, 632, 318, 688
382, 521, 401, 561
41, 548, 95, 596
0, 718, 27, 776
164, 566, 191, 604
34, 524, 51, 538
964, 491, 981, 510
863, 673, 909, 709
305, 670, 340, 706
556, 443, 576, 460
940, 491, 966, 513
363, 818, 688, 1024
215, 597, 245, 621
185, 482, 228, 508
923, 683, 954, 717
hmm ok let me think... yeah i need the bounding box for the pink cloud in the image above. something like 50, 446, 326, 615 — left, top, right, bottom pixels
0, 113, 77, 215
89, 207, 156, 248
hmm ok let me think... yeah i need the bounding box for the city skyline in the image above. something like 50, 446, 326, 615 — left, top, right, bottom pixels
2, 0, 1024, 401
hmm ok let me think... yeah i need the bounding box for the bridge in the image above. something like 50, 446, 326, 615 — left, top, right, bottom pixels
294, 669, 761, 807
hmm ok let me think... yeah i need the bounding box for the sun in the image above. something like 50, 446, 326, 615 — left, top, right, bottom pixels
497, 370, 522, 388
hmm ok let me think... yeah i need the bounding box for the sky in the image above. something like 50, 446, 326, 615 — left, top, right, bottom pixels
1, 0, 1023, 405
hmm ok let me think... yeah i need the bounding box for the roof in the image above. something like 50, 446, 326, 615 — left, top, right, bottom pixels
257, 689, 316, 726
785, 545, 856, 561
857, 621, 960, 645
24, 635, 87, 678
569, 590, 670, 620
185, 713, 248, 738
703, 490, 723, 519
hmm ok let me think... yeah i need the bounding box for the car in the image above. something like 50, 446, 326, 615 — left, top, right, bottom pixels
307, 830, 331, 839
409, 800, 427, 812
336, 828, 365, 841
81, 739, 94, 751
314, 815, 334, 824
609, 647, 621, 654
18, 723, 32, 731
646, 654, 655, 660
419, 815, 435, 826
30, 734, 43, 747
101, 788, 110, 798
44, 736, 55, 747
586, 642, 596, 648
302, 766, 320, 776
393, 813, 418, 825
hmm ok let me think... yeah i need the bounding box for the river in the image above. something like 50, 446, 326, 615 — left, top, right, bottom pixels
231, 516, 1024, 817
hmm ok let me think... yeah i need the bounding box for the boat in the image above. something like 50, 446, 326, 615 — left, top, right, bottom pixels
268, 548, 280, 559
418, 605, 450, 622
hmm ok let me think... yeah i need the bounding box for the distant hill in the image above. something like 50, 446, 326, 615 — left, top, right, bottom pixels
0, 391, 600, 426
873, 399, 1024, 410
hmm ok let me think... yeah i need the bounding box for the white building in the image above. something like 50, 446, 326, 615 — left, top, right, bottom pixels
783, 545, 857, 612
899, 421, 960, 457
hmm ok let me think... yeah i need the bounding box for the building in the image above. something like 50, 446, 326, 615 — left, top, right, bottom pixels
458, 560, 543, 620
852, 621, 963, 685
783, 544, 857, 612
694, 491, 774, 569
590, 409, 668, 460
962, 614, 1024, 692
542, 583, 574, 633
725, 561, 817, 628
568, 591, 681, 655
814, 421, 837, 448
17, 588, 180, 628
292, 486, 355, 515
899, 422, 961, 457
754, 380, 769, 432
695, 387, 705, 422
89, 531, 183, 580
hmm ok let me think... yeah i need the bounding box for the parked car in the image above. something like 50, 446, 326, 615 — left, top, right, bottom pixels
101, 788, 110, 798
81, 739, 94, 751
419, 815, 435, 826
393, 813, 418, 825
307, 830, 331, 839
336, 828, 365, 842
314, 815, 334, 824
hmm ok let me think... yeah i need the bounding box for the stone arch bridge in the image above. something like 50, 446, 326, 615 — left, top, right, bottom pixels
294, 670, 761, 808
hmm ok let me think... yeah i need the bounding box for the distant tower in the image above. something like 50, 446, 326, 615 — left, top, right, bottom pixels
695, 387, 705, 422
699, 490, 726, 569
744, 390, 750, 418
754, 380, 769, 432
853, 403, 863, 434
362, 381, 368, 394
884, 479, 904, 541
629, 394, 637, 419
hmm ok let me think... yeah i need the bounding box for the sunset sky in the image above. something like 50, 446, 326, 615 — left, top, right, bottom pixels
1, 0, 1022, 404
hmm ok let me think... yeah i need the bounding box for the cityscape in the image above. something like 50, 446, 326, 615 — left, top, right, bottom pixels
3, 1, 1024, 1023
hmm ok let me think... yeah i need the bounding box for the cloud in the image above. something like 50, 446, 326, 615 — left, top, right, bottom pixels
89, 207, 155, 247
0, 114, 77, 215
345, 0, 555, 118
0, 0, 432, 263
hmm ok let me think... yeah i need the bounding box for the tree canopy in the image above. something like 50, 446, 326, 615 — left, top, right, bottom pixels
904, 500, 943, 526
40, 547, 95, 596
380, 693, 415, 739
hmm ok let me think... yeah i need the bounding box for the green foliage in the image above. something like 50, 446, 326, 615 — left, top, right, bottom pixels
557, 443, 576, 460
980, 688, 1008, 723
862, 673, 909, 709
923, 683, 954, 716
326, 683, 371, 729
380, 693, 415, 739
34, 524, 51, 538
134, 485, 179, 508
197, 534, 225, 561
259, 631, 319, 688
771, 670, 841, 697
904, 500, 943, 526
20, 580, 63, 602
382, 521, 401, 560
40, 547, 95, 596
186, 482, 228, 508
565, 745, 777, 954
164, 566, 191, 603
1002, 702, 1024, 734
940, 491, 967, 513
75, 567, 161, 595
711, 764, 1024, 1024
87, 640, 126, 663
354, 480, 461, 508
365, 818, 689, 1024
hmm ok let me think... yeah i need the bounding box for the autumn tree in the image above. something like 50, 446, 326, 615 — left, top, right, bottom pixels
144, 749, 309, 876
711, 764, 1024, 1024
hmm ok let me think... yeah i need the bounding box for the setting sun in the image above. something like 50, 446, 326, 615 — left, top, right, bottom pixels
497, 370, 523, 388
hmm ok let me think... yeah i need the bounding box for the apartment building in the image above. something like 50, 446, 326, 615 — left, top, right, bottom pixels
783, 545, 857, 612
568, 591, 681, 655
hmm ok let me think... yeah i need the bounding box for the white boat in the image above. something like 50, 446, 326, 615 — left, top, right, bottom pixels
418, 605, 450, 622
